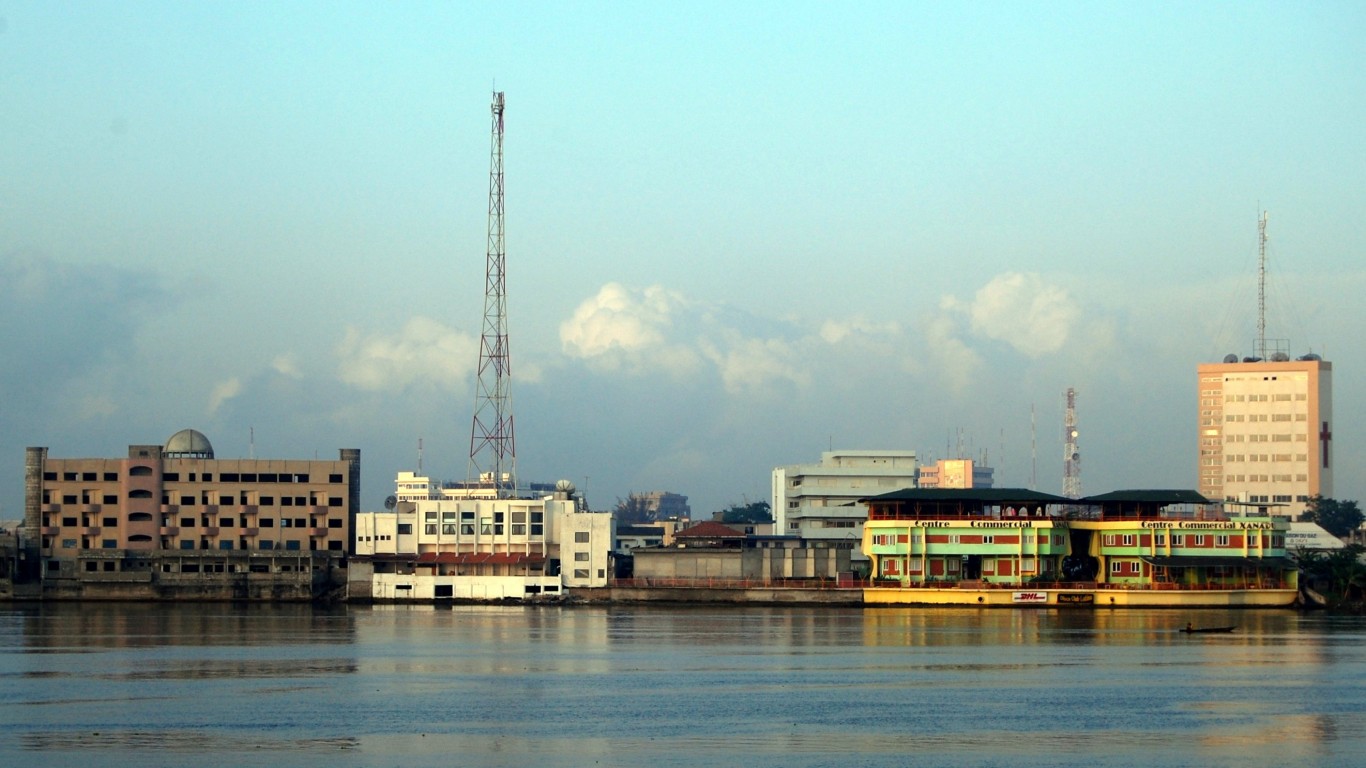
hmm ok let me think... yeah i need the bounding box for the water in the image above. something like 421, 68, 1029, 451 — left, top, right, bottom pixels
2, 603, 1363, 767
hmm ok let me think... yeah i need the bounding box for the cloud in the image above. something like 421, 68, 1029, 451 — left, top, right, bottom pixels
966, 272, 1079, 356
337, 316, 477, 393
208, 378, 242, 414
922, 305, 983, 394
272, 355, 302, 379
819, 317, 902, 345
559, 283, 703, 375
700, 332, 810, 394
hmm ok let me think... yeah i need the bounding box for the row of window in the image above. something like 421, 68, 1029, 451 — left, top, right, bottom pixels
46, 515, 343, 530
45, 470, 345, 484
45, 492, 343, 507
49, 537, 340, 551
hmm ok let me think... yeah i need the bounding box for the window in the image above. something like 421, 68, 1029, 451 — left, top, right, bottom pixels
442, 524, 457, 535
573, 569, 590, 579
102, 517, 117, 527
397, 524, 412, 535
574, 531, 591, 543
1121, 535, 1134, 546
1216, 535, 1230, 547
574, 551, 591, 562
285, 540, 301, 551
460, 524, 474, 535
180, 540, 195, 550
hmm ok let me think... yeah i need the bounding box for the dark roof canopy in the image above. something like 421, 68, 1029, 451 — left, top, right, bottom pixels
861, 488, 1071, 505
1081, 490, 1211, 505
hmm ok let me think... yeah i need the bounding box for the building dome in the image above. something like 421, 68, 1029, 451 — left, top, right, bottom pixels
165, 429, 214, 458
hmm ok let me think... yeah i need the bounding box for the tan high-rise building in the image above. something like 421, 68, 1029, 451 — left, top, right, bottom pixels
1197, 354, 1332, 518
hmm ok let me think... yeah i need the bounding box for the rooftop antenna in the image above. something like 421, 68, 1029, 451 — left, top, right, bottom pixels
1256, 210, 1269, 360
249, 426, 255, 460
417, 437, 424, 475
1063, 388, 1081, 499
1030, 403, 1037, 490
468, 90, 517, 497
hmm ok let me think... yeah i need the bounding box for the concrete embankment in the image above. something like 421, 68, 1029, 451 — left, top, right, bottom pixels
576, 586, 863, 605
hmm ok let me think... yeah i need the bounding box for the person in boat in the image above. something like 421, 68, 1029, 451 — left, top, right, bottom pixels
1186, 622, 1193, 632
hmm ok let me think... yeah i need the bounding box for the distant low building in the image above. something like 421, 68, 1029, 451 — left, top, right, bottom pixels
917, 458, 994, 489
772, 450, 918, 570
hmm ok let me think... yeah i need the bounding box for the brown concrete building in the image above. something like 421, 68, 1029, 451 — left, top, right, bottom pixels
22, 429, 359, 600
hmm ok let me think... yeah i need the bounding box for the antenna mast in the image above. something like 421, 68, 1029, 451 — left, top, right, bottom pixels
1256, 210, 1268, 360
1063, 388, 1081, 499
468, 91, 516, 497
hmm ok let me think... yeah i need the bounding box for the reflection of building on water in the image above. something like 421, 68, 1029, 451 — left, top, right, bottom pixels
862, 488, 1299, 607
20, 430, 358, 601
20, 602, 356, 649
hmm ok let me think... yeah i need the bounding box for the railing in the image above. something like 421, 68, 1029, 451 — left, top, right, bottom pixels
610, 577, 863, 590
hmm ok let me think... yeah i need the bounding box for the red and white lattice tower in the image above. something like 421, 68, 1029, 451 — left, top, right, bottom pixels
467, 91, 517, 497
1063, 387, 1081, 499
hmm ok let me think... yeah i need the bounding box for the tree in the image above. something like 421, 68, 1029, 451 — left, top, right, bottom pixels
613, 494, 654, 524
1295, 544, 1366, 603
1302, 496, 1364, 539
714, 501, 773, 525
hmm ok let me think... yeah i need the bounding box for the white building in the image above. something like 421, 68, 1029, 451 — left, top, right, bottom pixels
772, 450, 918, 568
354, 477, 613, 600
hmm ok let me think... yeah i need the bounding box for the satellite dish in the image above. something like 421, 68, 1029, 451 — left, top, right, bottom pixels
1223, 353, 1238, 364
384, 495, 397, 511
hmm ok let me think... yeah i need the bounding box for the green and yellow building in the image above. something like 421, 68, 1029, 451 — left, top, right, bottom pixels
862, 488, 1298, 607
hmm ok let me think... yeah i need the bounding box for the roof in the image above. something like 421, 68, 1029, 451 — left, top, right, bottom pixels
1081, 490, 1211, 505
861, 488, 1071, 505
675, 521, 748, 539
164, 428, 214, 458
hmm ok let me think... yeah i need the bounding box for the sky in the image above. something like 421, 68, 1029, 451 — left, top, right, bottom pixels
2, 2, 1364, 520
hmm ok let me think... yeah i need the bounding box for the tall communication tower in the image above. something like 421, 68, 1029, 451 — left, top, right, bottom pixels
1062, 388, 1081, 499
468, 91, 516, 496
1255, 210, 1269, 360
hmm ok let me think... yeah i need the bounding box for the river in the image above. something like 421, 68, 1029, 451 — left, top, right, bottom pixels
2, 603, 1363, 767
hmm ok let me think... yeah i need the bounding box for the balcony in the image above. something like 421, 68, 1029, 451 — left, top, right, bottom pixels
41, 526, 59, 536
243, 527, 259, 536
159, 526, 180, 536
309, 506, 328, 516
202, 527, 220, 536
309, 527, 329, 537
82, 527, 100, 536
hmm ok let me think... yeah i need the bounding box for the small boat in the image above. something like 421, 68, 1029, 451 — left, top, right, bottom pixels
1181, 624, 1235, 634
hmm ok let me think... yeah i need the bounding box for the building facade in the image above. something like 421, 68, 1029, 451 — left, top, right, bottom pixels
917, 458, 994, 489
352, 477, 614, 600
1196, 355, 1332, 519
22, 430, 359, 599
772, 450, 918, 568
